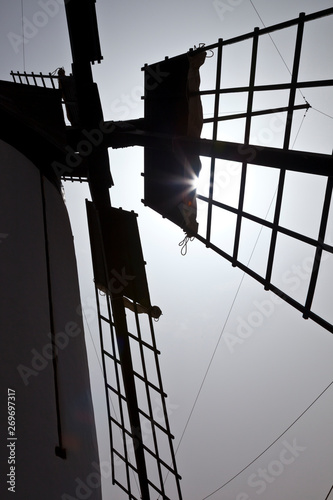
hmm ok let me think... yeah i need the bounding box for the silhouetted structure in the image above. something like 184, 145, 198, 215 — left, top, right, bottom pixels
1, 2, 333, 500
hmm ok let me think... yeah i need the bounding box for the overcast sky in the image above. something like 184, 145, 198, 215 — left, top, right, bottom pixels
1, 1, 333, 499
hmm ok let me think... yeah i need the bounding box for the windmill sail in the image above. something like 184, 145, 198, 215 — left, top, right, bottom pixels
192, 9, 333, 333
3, 0, 184, 497
86, 201, 182, 500
108, 8, 333, 334
3, 4, 333, 499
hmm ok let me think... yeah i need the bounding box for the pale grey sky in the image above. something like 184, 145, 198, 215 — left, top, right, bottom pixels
1, 1, 333, 499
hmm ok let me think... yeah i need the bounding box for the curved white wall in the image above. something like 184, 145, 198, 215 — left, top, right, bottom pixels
0, 140, 101, 500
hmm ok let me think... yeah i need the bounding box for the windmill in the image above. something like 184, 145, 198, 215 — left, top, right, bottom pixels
108, 8, 333, 333
1, 2, 333, 500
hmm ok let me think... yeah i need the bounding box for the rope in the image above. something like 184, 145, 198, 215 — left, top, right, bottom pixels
291, 106, 309, 149
324, 485, 333, 500
202, 379, 333, 499
175, 11, 312, 474
248, 2, 333, 151
193, 42, 214, 58
249, 0, 308, 105
82, 296, 141, 496
178, 235, 194, 256
51, 67, 63, 76
21, 0, 26, 71
311, 107, 333, 121
175, 176, 280, 450
173, 109, 313, 480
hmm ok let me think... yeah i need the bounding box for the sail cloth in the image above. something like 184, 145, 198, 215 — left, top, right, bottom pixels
86, 201, 152, 309
187, 50, 206, 138
143, 50, 206, 235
